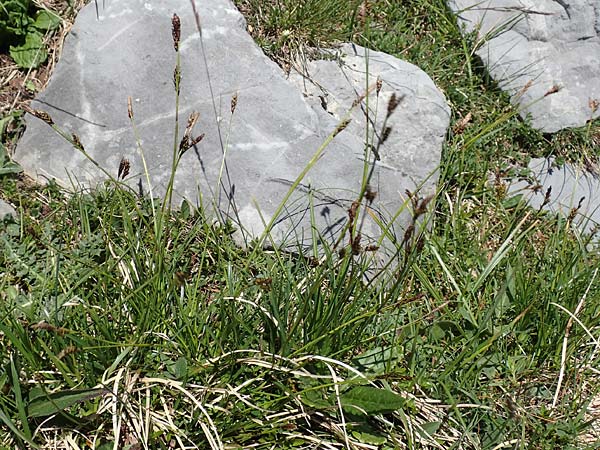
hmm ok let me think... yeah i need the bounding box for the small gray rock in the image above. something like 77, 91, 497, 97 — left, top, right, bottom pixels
0, 199, 16, 220
448, 0, 600, 132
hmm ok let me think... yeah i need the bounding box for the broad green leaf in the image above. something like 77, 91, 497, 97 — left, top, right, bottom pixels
0, 163, 22, 175
0, 115, 12, 135
167, 357, 188, 379
32, 9, 60, 31
340, 386, 405, 415
299, 387, 335, 410
0, 142, 23, 175
351, 430, 387, 445
352, 346, 399, 375
429, 323, 445, 342
28, 388, 104, 418
9, 30, 47, 68
0, 1, 33, 40
418, 421, 442, 438
502, 194, 523, 209
24, 79, 36, 91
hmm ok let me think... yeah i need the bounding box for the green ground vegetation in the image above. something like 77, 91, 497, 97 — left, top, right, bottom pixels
1, 0, 599, 448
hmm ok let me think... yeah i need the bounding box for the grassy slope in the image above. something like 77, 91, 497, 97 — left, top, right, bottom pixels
1, 0, 600, 448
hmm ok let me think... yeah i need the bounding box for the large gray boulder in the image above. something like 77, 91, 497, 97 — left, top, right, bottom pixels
15, 0, 449, 261
448, 0, 600, 132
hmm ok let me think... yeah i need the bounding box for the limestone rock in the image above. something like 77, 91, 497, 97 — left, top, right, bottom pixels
15, 0, 449, 262
0, 199, 16, 220
508, 158, 600, 235
448, 0, 600, 132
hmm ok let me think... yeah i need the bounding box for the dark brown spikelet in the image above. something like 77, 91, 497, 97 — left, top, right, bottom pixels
190, 133, 205, 147
402, 224, 415, 247
71, 133, 84, 151
415, 194, 434, 217
351, 233, 362, 255
231, 93, 238, 114
365, 185, 377, 204
365, 244, 379, 252
118, 157, 130, 179
127, 96, 134, 119
376, 77, 383, 95
24, 106, 54, 126
589, 98, 599, 113
380, 126, 392, 145
541, 186, 552, 208
386, 93, 401, 118
172, 14, 181, 51
179, 112, 203, 154
254, 277, 273, 290
333, 119, 351, 137
567, 196, 585, 222
31, 321, 68, 336
348, 200, 360, 224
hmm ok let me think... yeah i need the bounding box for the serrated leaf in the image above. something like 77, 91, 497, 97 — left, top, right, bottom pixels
340, 386, 405, 415
32, 10, 60, 31
28, 388, 104, 418
9, 31, 47, 68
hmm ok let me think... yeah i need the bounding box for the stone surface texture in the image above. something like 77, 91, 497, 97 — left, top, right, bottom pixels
15, 0, 449, 259
448, 0, 600, 132
508, 158, 600, 234
0, 199, 16, 219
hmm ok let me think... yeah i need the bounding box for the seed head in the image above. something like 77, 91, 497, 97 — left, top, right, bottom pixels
348, 200, 360, 223
333, 118, 351, 137
172, 14, 181, 51
380, 126, 392, 145
71, 133, 84, 151
365, 185, 377, 204
515, 80, 533, 98
190, 133, 205, 147
376, 77, 382, 95
386, 93, 402, 118
543, 85, 561, 97
231, 93, 238, 114
118, 157, 130, 179
25, 106, 54, 125
179, 112, 203, 154
453, 112, 472, 135
351, 233, 362, 255
127, 96, 134, 119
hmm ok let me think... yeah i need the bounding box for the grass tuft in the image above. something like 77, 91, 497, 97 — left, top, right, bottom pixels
0, 0, 599, 448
